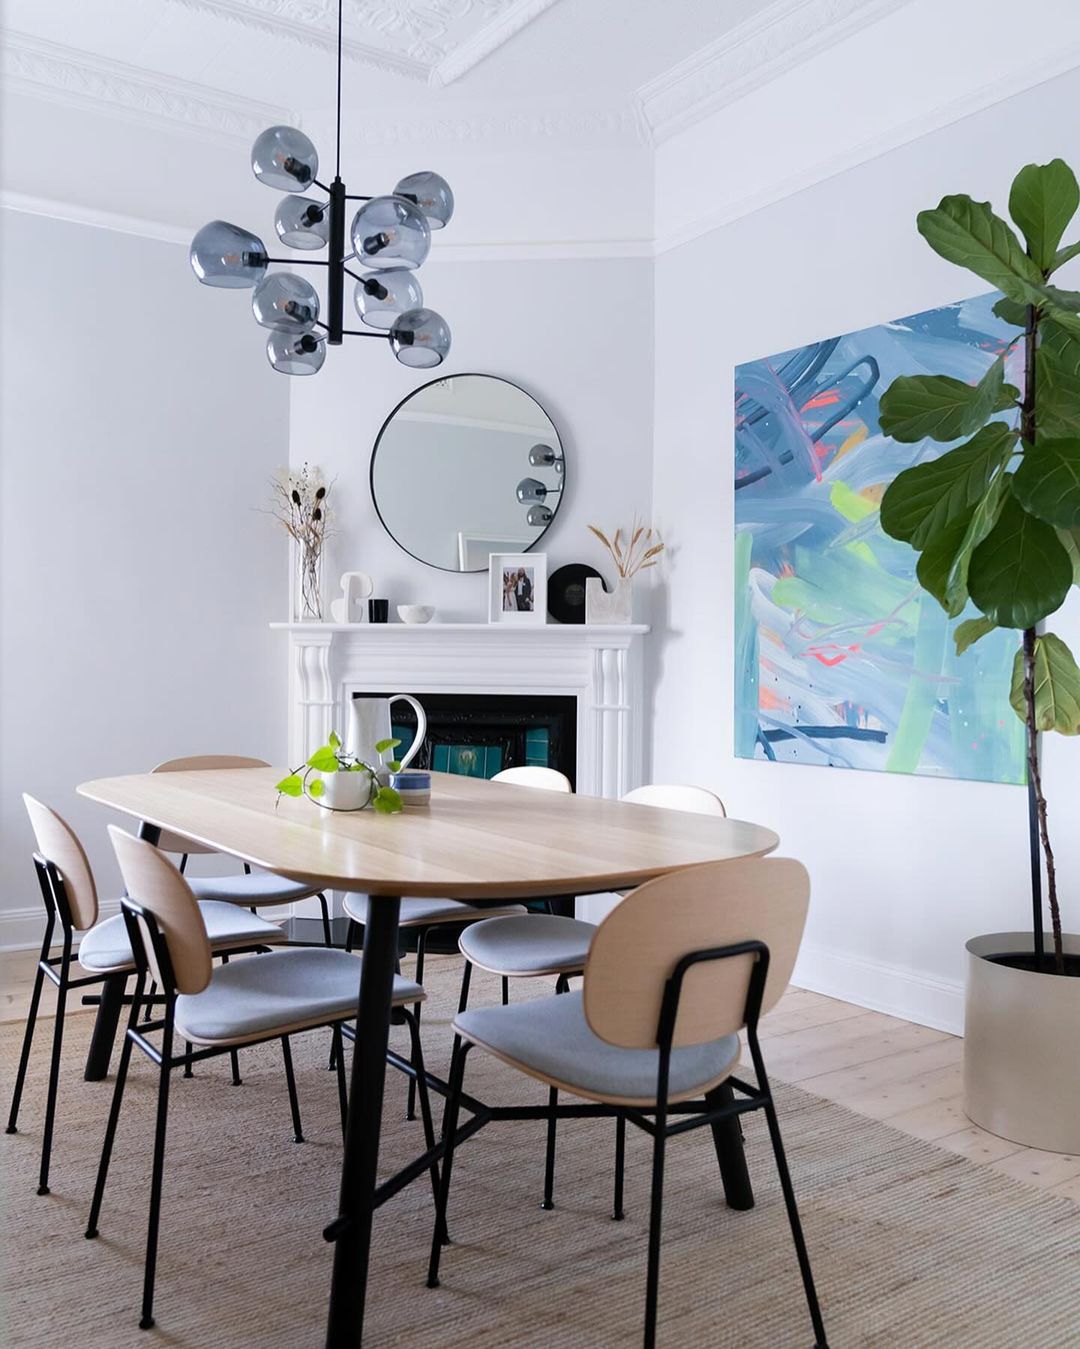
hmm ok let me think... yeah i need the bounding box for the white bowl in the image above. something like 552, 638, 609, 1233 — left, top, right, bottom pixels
397, 605, 435, 624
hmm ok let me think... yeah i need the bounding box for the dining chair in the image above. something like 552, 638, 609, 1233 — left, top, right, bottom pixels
86, 826, 436, 1333
427, 856, 827, 1349
151, 756, 335, 946
341, 763, 571, 1120
455, 783, 727, 1209
5, 795, 286, 1197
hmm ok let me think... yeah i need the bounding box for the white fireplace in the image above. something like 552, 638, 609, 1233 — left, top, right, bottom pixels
270, 621, 649, 801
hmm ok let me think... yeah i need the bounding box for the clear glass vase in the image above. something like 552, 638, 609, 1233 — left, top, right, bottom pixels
292, 545, 324, 622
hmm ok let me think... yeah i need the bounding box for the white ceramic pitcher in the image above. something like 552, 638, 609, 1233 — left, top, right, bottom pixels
346, 694, 426, 774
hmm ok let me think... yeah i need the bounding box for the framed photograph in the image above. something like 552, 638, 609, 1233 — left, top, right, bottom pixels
488, 552, 547, 625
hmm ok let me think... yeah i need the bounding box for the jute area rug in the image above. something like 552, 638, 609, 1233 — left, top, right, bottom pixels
2, 958, 1078, 1348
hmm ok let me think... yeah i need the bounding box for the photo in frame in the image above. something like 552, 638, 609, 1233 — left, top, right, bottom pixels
488, 552, 547, 625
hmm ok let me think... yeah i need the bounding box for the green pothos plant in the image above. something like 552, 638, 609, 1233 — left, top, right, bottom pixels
879, 158, 1080, 976
275, 732, 403, 813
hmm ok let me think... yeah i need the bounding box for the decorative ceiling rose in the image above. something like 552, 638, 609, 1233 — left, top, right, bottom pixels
188, 0, 453, 375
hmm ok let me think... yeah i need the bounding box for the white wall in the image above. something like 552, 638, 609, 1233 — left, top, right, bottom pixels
650, 68, 1080, 1032
0, 209, 289, 945
288, 256, 655, 620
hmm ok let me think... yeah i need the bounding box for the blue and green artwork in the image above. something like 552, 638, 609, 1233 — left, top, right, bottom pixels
734, 291, 1025, 783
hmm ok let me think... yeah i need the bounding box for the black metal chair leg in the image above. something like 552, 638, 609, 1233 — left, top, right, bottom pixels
427, 1040, 470, 1288
229, 1049, 243, 1086
501, 975, 509, 1005
139, 1018, 175, 1330
86, 978, 145, 1239
541, 1086, 558, 1210
403, 1008, 442, 1212
762, 1096, 828, 1346
406, 928, 428, 1122
183, 1041, 194, 1079
332, 1025, 348, 1141
6, 940, 48, 1135
281, 1036, 304, 1143
612, 1112, 626, 1220
344, 918, 356, 954
318, 893, 333, 947
643, 1099, 669, 1349
37, 942, 72, 1195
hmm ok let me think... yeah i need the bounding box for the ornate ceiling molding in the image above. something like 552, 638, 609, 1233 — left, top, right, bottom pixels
159, 0, 561, 85
636, 0, 912, 145
1, 32, 298, 145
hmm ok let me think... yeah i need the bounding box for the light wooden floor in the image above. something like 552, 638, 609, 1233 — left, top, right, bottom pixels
3, 948, 1079, 1203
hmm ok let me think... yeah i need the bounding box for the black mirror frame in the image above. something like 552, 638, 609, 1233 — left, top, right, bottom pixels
369, 371, 566, 574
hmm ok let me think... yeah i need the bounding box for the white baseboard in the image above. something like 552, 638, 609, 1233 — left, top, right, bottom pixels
0, 899, 124, 952
792, 941, 965, 1037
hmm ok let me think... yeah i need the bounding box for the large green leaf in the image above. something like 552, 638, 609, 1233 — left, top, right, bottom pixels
916, 514, 972, 610
944, 471, 1010, 614
954, 615, 997, 655
1009, 632, 1080, 733
1012, 437, 1080, 525
1008, 159, 1080, 272
1056, 525, 1080, 583
917, 196, 1046, 303
1053, 240, 1080, 270
1036, 317, 1080, 437
967, 492, 1073, 627
306, 744, 340, 773
993, 296, 1030, 327
879, 422, 1017, 548
878, 356, 1014, 443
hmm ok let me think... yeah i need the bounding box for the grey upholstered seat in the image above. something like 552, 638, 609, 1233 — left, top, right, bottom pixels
186, 871, 319, 905
459, 913, 596, 976
342, 893, 527, 928
455, 990, 740, 1106
78, 900, 285, 974
175, 947, 423, 1046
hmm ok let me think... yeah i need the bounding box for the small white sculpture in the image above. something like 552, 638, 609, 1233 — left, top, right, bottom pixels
329, 570, 374, 623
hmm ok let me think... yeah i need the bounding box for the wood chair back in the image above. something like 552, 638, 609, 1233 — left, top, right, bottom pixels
492, 766, 572, 792
108, 826, 213, 995
150, 755, 270, 855
22, 795, 99, 931
583, 857, 809, 1050
621, 783, 726, 817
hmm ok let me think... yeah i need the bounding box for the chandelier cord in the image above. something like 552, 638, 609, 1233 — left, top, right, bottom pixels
335, 0, 343, 178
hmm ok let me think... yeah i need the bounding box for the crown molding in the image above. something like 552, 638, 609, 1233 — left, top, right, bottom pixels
653, 38, 1080, 255
0, 32, 297, 146
0, 191, 652, 260
636, 0, 911, 146
159, 0, 560, 86
430, 0, 560, 87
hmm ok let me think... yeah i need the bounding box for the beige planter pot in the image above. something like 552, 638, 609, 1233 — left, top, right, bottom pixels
964, 931, 1080, 1154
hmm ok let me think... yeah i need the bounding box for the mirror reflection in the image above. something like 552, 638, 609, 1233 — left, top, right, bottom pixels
371, 374, 565, 572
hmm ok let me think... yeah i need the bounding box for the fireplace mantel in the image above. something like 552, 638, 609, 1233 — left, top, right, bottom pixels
270, 621, 649, 800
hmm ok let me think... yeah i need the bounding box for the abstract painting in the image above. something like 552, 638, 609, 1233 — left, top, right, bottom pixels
734, 291, 1025, 783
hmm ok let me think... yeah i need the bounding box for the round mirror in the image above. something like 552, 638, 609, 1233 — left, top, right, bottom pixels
371, 374, 565, 572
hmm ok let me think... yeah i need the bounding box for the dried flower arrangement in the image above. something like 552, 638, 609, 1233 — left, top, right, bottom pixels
268, 463, 332, 620
587, 518, 665, 580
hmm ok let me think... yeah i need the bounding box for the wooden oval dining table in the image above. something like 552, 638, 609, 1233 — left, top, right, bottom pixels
78, 766, 780, 1347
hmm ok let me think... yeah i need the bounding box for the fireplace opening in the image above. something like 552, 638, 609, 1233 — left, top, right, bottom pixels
354, 691, 577, 789
347, 690, 578, 949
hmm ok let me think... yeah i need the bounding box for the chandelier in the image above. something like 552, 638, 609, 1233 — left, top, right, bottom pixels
188, 0, 452, 376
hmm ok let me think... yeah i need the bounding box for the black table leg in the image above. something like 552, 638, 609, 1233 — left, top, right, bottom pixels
326, 895, 401, 1348
704, 1082, 755, 1210
84, 818, 163, 1081
83, 972, 126, 1081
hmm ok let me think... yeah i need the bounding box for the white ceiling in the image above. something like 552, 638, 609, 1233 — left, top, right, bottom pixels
0, 0, 832, 126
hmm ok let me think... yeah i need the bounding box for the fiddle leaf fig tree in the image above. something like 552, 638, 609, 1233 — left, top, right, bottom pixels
880, 158, 1080, 975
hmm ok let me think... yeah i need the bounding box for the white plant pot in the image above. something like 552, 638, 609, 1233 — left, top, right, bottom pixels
585, 576, 632, 624
313, 771, 372, 812
964, 931, 1080, 1153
